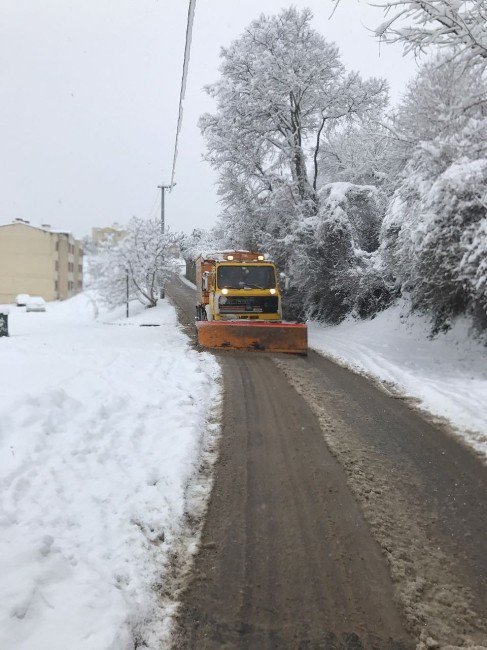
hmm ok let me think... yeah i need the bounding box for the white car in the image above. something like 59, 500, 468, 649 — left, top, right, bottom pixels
26, 296, 47, 312
15, 293, 30, 306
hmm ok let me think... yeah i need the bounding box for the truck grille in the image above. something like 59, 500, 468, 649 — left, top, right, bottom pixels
219, 296, 279, 314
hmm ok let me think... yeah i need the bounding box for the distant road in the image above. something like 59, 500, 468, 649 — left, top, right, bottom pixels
167, 275, 487, 649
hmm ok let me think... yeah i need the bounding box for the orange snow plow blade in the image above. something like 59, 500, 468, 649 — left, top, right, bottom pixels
196, 321, 307, 355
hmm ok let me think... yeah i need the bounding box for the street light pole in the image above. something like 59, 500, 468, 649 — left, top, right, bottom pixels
126, 268, 129, 318
157, 183, 172, 299
157, 184, 172, 235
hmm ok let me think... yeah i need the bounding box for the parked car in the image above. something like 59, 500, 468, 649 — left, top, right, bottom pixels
25, 296, 46, 312
15, 293, 30, 306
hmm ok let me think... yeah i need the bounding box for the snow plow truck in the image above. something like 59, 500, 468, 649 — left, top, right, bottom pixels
195, 250, 307, 355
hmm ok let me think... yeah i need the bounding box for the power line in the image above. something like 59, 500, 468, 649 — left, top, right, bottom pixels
169, 0, 196, 190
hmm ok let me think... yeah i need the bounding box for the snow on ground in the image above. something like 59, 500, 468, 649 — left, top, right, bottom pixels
0, 294, 220, 650
309, 304, 487, 459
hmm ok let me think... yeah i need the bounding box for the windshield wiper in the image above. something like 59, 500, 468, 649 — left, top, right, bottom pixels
242, 283, 266, 289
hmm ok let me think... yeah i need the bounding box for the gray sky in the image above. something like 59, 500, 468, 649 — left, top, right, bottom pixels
0, 1, 417, 238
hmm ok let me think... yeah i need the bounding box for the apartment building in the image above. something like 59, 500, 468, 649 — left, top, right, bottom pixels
0, 219, 83, 303
91, 224, 126, 246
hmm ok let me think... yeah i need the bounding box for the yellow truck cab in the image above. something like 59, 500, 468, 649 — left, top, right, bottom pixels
195, 251, 282, 322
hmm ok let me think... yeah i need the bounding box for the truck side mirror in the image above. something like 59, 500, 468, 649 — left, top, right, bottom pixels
279, 272, 290, 291
202, 272, 209, 292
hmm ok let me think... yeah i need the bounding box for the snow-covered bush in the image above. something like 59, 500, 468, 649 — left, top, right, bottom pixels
319, 183, 386, 252
381, 158, 487, 332
413, 159, 487, 331
290, 182, 392, 321
379, 53, 487, 333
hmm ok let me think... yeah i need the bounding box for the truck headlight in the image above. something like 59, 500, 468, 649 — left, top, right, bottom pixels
270, 288, 276, 295
221, 288, 229, 295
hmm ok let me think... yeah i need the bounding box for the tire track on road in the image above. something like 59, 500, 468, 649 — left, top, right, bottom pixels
167, 277, 412, 649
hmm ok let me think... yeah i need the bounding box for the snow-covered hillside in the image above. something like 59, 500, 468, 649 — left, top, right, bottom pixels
310, 305, 487, 460
0, 296, 220, 650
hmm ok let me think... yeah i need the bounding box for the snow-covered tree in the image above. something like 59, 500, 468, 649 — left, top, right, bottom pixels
90, 217, 181, 309
394, 54, 487, 160
200, 7, 388, 227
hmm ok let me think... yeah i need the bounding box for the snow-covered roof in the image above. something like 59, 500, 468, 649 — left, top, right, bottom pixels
0, 219, 76, 238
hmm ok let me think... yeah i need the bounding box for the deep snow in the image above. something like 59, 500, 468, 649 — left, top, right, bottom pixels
309, 304, 487, 460
0, 295, 220, 649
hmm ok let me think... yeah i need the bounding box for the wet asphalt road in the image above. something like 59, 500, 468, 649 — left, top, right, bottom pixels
167, 276, 486, 649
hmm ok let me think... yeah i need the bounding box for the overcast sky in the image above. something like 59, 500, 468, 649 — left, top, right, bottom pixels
0, 1, 418, 238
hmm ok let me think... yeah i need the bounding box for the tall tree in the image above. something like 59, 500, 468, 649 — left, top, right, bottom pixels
200, 7, 387, 229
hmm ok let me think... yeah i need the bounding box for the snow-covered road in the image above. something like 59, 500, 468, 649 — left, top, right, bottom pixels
309, 304, 487, 459
0, 295, 220, 649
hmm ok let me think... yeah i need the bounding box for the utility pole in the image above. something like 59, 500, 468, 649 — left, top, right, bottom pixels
126, 268, 129, 318
157, 183, 172, 299
157, 184, 172, 234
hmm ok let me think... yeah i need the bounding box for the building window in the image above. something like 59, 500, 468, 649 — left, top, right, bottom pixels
55, 240, 59, 251
55, 280, 58, 291
78, 264, 82, 273
55, 260, 59, 271
78, 280, 82, 289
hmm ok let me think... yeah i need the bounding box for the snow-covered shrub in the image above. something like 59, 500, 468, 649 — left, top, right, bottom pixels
290, 182, 392, 322
292, 210, 357, 322
354, 257, 397, 319
413, 159, 487, 332
378, 51, 487, 334
319, 183, 386, 252
381, 158, 487, 333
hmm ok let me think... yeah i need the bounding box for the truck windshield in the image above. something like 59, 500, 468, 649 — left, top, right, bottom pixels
217, 265, 276, 289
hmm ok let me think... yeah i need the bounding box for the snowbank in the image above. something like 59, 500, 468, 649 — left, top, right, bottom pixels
309, 304, 487, 459
0, 295, 220, 649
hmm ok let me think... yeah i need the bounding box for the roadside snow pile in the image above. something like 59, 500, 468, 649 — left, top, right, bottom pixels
309, 304, 487, 459
0, 295, 220, 650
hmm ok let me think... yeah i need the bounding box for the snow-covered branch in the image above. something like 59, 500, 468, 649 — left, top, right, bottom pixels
333, 0, 487, 69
